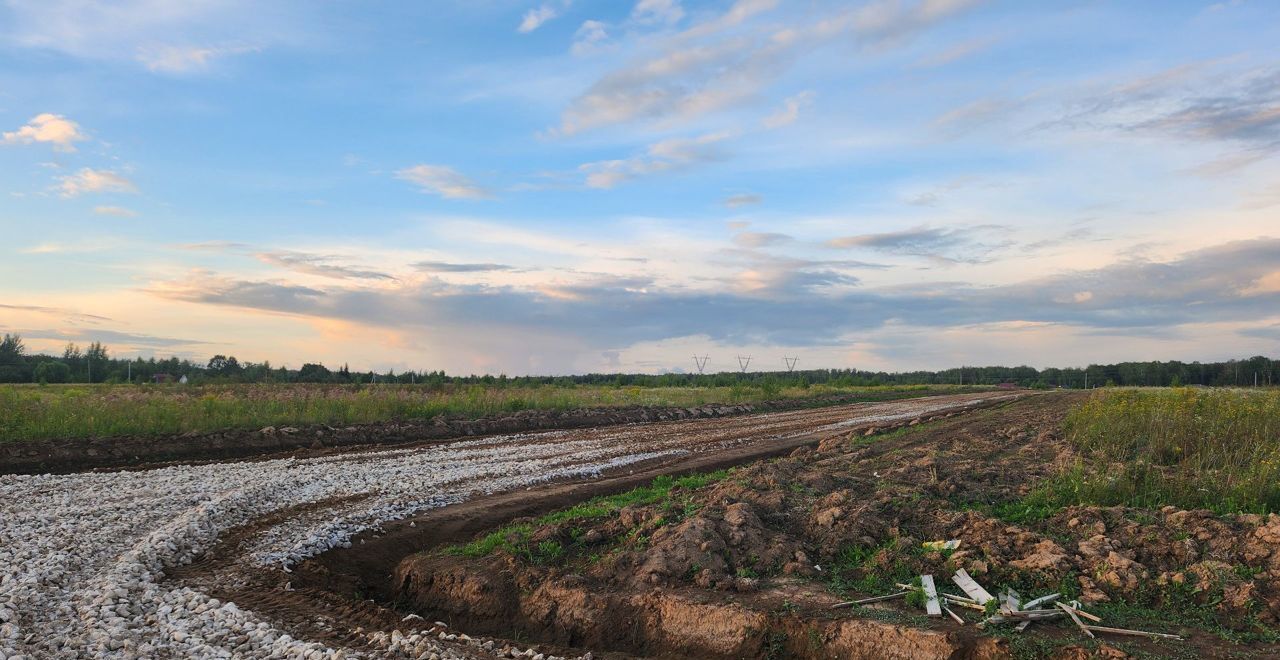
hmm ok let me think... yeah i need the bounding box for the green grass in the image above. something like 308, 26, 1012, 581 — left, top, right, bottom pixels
956, 388, 1280, 649
450, 469, 731, 560
826, 537, 926, 597
0, 382, 969, 443
1026, 388, 1280, 515
1087, 580, 1280, 647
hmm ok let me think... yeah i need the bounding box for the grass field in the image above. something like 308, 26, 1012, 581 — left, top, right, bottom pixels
0, 382, 964, 443
1032, 387, 1280, 515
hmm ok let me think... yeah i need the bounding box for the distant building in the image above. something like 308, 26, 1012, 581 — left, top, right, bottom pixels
179, 375, 189, 384
152, 373, 174, 383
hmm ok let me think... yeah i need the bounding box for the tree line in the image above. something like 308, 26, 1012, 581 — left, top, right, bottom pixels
0, 333, 1275, 388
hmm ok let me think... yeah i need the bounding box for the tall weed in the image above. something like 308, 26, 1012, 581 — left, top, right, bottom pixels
1055, 388, 1280, 513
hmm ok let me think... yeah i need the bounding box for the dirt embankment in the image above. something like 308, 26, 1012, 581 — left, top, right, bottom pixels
153, 392, 1015, 659
0, 389, 957, 474
390, 395, 1059, 659
160, 391, 1013, 660
389, 392, 1280, 659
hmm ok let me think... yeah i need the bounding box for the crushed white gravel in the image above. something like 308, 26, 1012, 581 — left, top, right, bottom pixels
0, 392, 1016, 659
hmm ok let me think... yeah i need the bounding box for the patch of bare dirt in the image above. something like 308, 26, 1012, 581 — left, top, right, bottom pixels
394, 393, 1280, 658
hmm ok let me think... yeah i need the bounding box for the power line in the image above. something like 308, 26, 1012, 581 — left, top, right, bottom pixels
736, 355, 752, 373
783, 356, 798, 372
692, 355, 710, 374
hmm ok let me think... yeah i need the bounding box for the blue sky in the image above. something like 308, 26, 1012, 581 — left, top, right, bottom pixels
2, 0, 1278, 375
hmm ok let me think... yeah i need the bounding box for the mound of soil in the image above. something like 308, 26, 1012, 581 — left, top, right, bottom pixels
394, 393, 1280, 658
1, 390, 946, 474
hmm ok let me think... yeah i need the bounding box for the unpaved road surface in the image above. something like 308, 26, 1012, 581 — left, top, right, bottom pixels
0, 391, 1019, 659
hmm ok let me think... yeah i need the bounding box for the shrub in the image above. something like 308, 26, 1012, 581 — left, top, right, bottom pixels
33, 361, 71, 384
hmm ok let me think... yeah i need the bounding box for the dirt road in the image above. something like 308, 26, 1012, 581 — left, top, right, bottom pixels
0, 390, 1020, 659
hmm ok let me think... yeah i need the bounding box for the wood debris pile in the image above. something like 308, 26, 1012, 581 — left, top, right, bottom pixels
832, 566, 1182, 642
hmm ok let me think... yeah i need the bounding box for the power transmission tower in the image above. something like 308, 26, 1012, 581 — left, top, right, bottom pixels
692, 355, 710, 374
783, 356, 798, 372
736, 355, 752, 373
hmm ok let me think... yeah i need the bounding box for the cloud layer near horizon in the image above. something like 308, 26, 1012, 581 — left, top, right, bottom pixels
142, 238, 1280, 355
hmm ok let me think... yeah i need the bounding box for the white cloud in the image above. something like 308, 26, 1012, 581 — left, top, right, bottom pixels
914, 35, 996, 68
581, 132, 729, 188
684, 0, 779, 38
2, 114, 87, 151
762, 90, 814, 128
58, 169, 138, 198
518, 3, 565, 33
1242, 271, 1280, 296
933, 97, 1014, 131
571, 20, 609, 56
93, 206, 139, 217
724, 193, 762, 208
396, 165, 491, 200
136, 44, 260, 73
631, 0, 684, 25
850, 0, 987, 47
1, 0, 299, 72
733, 231, 792, 247
255, 251, 394, 281
553, 0, 982, 136
555, 36, 774, 135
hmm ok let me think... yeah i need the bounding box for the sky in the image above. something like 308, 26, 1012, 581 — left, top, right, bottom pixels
1, 0, 1279, 376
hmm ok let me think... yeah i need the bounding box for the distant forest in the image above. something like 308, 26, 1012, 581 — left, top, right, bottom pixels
0, 333, 1275, 388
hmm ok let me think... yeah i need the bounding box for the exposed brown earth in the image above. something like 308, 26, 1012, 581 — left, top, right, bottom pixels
161, 391, 1019, 658
391, 393, 1280, 659
0, 389, 965, 474
111, 389, 1280, 658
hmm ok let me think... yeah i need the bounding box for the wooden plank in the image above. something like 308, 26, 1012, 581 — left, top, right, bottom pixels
1014, 619, 1032, 632
942, 605, 965, 625
1056, 602, 1094, 639
942, 596, 986, 612
1005, 609, 1063, 617
951, 569, 995, 605
1022, 593, 1060, 610
921, 575, 942, 617
999, 588, 1022, 615
1067, 603, 1102, 622
830, 591, 908, 609
985, 612, 1061, 624
1076, 609, 1102, 623
1084, 624, 1182, 640
1012, 612, 1062, 620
